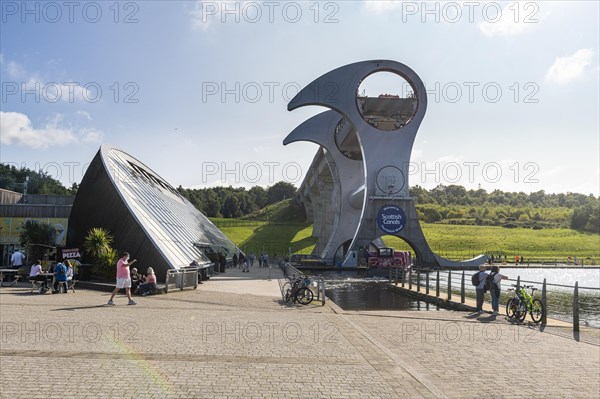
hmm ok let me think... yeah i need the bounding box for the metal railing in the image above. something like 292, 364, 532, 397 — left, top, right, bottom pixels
389, 268, 600, 332
279, 260, 326, 306
165, 266, 199, 293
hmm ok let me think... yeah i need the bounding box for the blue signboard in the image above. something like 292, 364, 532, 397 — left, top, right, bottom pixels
376, 205, 406, 234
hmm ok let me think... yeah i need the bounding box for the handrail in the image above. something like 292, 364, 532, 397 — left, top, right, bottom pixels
398, 269, 598, 333
431, 271, 600, 291
505, 278, 599, 291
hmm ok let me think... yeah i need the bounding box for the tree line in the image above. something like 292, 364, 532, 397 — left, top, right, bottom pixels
1, 164, 597, 233
0, 164, 78, 195
411, 185, 599, 233
176, 182, 297, 218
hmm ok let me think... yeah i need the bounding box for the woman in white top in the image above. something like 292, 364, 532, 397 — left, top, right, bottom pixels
29, 260, 48, 292
490, 265, 508, 315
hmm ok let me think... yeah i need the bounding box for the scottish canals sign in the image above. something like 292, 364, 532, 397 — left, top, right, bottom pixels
376, 205, 406, 234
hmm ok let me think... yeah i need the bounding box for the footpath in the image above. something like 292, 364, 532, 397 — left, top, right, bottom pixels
0, 264, 598, 398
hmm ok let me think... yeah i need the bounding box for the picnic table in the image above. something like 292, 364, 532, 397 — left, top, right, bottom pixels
0, 269, 21, 287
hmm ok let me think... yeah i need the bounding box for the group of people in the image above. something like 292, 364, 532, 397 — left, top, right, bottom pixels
474, 264, 508, 315
28, 259, 75, 293
130, 267, 158, 296
257, 253, 270, 268
487, 254, 525, 265
108, 252, 158, 305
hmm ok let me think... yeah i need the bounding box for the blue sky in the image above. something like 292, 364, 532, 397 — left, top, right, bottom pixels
1, 1, 598, 195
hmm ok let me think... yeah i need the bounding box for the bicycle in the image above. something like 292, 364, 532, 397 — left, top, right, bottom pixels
284, 276, 314, 305
506, 284, 544, 324
281, 275, 301, 296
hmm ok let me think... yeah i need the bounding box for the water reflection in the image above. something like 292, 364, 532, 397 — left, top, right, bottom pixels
313, 270, 447, 312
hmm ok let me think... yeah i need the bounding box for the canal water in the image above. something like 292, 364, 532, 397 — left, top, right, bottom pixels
308, 268, 600, 327
313, 270, 449, 312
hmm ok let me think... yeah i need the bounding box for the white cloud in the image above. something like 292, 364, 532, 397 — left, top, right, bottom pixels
6, 60, 27, 79
0, 111, 103, 150
76, 110, 92, 121
478, 3, 538, 37
362, 1, 402, 14
2, 58, 91, 102
544, 49, 594, 86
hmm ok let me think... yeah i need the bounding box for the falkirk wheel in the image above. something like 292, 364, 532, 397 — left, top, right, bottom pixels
284, 60, 488, 268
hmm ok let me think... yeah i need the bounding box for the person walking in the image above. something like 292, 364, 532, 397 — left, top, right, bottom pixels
489, 266, 508, 316
218, 253, 226, 273
10, 249, 26, 268
107, 252, 137, 305
475, 264, 489, 314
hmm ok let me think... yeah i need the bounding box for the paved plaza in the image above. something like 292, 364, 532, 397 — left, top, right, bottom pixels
1, 266, 599, 398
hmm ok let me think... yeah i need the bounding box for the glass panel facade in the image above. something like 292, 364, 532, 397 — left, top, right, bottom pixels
102, 147, 237, 269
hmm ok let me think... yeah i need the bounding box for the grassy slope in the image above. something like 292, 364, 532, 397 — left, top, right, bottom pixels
212, 200, 317, 256
212, 201, 600, 261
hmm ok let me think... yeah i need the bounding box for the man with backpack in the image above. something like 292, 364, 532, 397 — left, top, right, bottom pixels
473, 265, 489, 314
487, 266, 508, 315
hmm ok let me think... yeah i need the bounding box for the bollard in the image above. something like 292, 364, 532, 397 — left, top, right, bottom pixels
408, 269, 412, 290
573, 281, 580, 335
541, 278, 547, 326
426, 272, 430, 295
447, 270, 452, 301
402, 268, 406, 288
436, 270, 440, 297
516, 275, 521, 291
461, 271, 465, 304
417, 270, 421, 292
316, 277, 321, 301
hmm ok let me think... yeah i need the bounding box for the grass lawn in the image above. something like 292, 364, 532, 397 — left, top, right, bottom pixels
213, 218, 599, 262
385, 224, 600, 262
215, 220, 317, 256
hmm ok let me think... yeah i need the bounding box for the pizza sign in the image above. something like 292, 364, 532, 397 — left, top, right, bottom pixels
62, 248, 81, 259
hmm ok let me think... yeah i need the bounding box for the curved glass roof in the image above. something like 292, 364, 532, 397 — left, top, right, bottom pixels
100, 146, 237, 268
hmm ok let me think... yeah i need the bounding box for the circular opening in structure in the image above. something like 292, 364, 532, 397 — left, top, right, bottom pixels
334, 117, 362, 160
356, 71, 418, 131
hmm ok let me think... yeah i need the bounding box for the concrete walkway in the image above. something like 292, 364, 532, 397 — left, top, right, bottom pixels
1, 264, 599, 398
201, 263, 284, 298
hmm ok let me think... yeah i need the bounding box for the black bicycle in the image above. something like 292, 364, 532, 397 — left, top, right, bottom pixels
283, 276, 314, 305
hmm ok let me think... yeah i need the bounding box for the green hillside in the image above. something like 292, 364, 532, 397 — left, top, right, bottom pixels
212, 202, 600, 262
211, 199, 314, 256
242, 199, 307, 223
